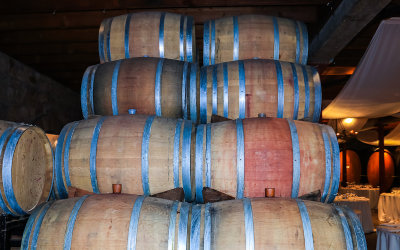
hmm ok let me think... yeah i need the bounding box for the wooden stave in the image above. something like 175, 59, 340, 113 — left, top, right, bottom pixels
199, 59, 321, 123
54, 114, 196, 202
203, 15, 308, 66
194, 117, 340, 203
22, 195, 366, 250
81, 57, 199, 122
99, 12, 197, 63
0, 121, 53, 216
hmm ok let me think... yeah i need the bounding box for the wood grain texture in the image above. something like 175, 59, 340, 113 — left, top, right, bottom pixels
367, 150, 394, 192
57, 115, 194, 200
201, 59, 320, 122
204, 15, 308, 65
84, 57, 192, 119
196, 117, 337, 201
100, 12, 196, 63
0, 121, 53, 215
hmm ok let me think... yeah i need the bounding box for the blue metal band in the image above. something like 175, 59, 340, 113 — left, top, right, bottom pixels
168, 201, 179, 250
111, 60, 122, 115
203, 21, 210, 66
141, 116, 155, 196
211, 20, 216, 65
212, 66, 218, 115
312, 67, 322, 123
182, 121, 193, 201
180, 16, 185, 61
63, 122, 79, 187
334, 205, 354, 250
90, 117, 107, 194
206, 124, 211, 187
302, 65, 310, 118
178, 202, 190, 250
98, 21, 106, 62
243, 198, 255, 250
173, 120, 183, 188
127, 196, 146, 250
204, 203, 211, 250
236, 119, 245, 199
327, 126, 340, 203
89, 65, 97, 115
238, 60, 246, 119
30, 201, 54, 250
106, 18, 112, 62
3, 126, 30, 215
287, 120, 300, 198
190, 204, 202, 250
81, 66, 91, 119
190, 63, 197, 122
186, 16, 194, 62
275, 61, 284, 118
200, 67, 208, 124
182, 62, 188, 119
155, 58, 164, 116
195, 124, 205, 203
294, 20, 300, 63
296, 199, 314, 250
159, 13, 166, 58
21, 203, 46, 250
273, 17, 280, 60
55, 123, 72, 199
223, 63, 229, 117
125, 14, 132, 59
300, 21, 309, 64
64, 196, 89, 250
320, 126, 332, 203
342, 207, 367, 250
233, 16, 239, 61
0, 127, 16, 215
290, 63, 300, 120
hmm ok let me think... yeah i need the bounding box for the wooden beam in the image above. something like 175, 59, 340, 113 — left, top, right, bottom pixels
321, 66, 356, 76
308, 0, 390, 64
0, 0, 330, 13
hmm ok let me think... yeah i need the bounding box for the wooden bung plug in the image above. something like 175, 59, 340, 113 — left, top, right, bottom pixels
265, 188, 275, 198
112, 184, 122, 194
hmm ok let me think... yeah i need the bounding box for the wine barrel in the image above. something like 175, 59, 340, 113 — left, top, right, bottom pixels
81, 57, 198, 121
0, 121, 53, 216
340, 150, 362, 183
22, 194, 366, 250
367, 150, 394, 192
203, 15, 308, 66
199, 59, 321, 123
53, 114, 195, 201
194, 117, 340, 203
99, 12, 196, 63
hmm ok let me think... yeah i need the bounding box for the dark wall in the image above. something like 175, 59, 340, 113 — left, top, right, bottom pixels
0, 51, 81, 133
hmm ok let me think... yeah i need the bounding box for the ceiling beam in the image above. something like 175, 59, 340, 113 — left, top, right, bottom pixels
308, 0, 390, 65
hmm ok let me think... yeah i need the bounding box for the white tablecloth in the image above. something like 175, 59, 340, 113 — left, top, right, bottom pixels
379, 193, 400, 223
339, 186, 380, 209
377, 225, 400, 250
334, 196, 374, 233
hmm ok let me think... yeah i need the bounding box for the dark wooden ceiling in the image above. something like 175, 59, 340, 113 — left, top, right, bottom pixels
0, 0, 399, 102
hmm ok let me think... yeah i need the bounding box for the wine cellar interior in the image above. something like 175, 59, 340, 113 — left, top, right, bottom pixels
0, 1, 400, 249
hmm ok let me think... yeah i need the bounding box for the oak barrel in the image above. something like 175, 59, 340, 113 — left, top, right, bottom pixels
53, 114, 195, 201
340, 150, 362, 183
22, 195, 366, 250
199, 59, 321, 123
81, 57, 199, 121
367, 150, 394, 192
0, 121, 53, 216
203, 15, 308, 66
99, 12, 196, 63
194, 117, 339, 203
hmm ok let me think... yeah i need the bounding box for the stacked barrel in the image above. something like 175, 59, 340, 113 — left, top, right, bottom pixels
21, 12, 367, 250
